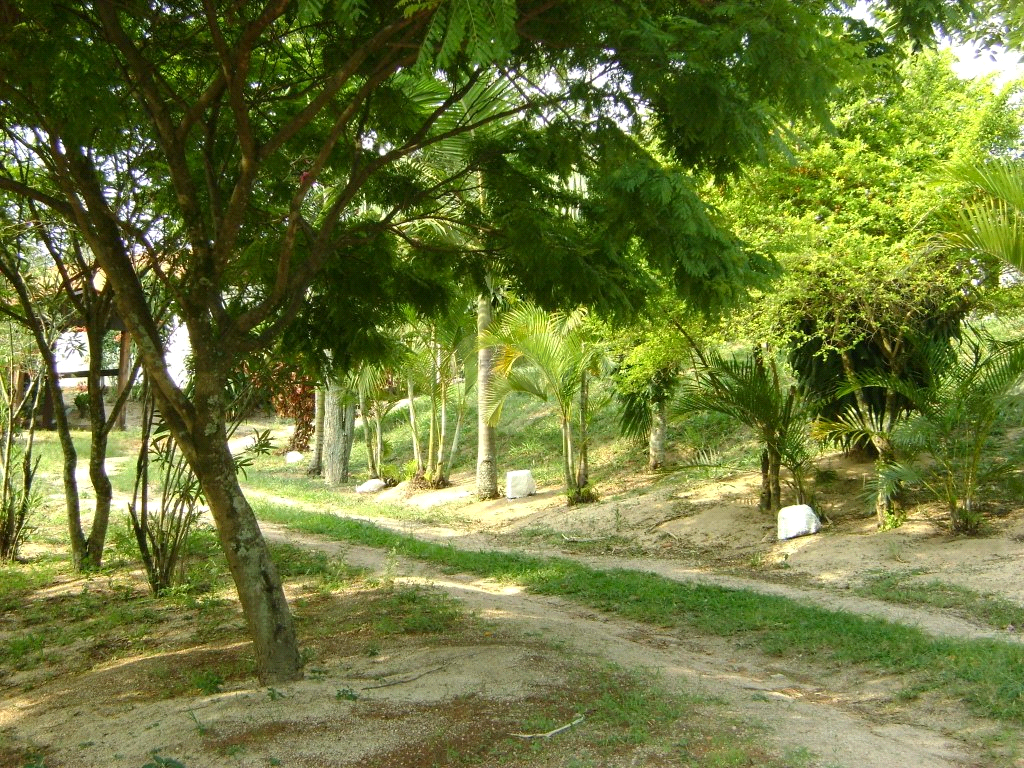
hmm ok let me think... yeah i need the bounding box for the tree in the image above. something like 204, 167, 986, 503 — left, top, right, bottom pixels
0, 209, 143, 570
0, 0, 1001, 683
717, 51, 1023, 523
677, 346, 813, 513
0, 319, 41, 562
322, 372, 358, 485
483, 303, 607, 503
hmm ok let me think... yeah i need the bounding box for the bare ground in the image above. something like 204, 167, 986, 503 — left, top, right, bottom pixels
4, 452, 1024, 767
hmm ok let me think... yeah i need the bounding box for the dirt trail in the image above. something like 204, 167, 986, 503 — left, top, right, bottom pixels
261, 523, 982, 768
281, 504, 1020, 644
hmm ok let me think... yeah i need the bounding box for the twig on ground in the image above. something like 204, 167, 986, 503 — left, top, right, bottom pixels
511, 714, 585, 740
361, 665, 446, 690
561, 534, 610, 543
647, 512, 697, 533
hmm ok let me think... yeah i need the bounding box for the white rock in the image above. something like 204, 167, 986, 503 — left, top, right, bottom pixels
777, 504, 821, 540
356, 478, 388, 494
285, 451, 304, 464
505, 470, 536, 500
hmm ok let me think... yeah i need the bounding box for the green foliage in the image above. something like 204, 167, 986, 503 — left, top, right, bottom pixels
945, 158, 1024, 271
190, 669, 224, 695
0, 334, 43, 563
720, 51, 1022, 431
483, 303, 608, 499
875, 333, 1024, 532
676, 347, 813, 511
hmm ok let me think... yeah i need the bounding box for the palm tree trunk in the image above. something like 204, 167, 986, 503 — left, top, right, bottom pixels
373, 410, 384, 473
759, 449, 772, 512
436, 378, 448, 485
407, 378, 423, 473
341, 402, 356, 482
768, 444, 782, 513
323, 379, 344, 485
562, 417, 576, 493
576, 369, 589, 489
359, 390, 377, 478
649, 399, 667, 471
443, 396, 465, 485
476, 294, 499, 499
308, 386, 325, 476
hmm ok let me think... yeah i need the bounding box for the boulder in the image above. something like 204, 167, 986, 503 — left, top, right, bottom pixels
777, 504, 821, 540
285, 451, 304, 464
505, 470, 536, 500
356, 478, 388, 494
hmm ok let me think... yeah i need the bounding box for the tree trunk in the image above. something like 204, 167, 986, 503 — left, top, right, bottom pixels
435, 378, 448, 485
341, 402, 356, 482
308, 386, 325, 477
193, 423, 303, 682
324, 380, 357, 485
759, 449, 772, 512
649, 398, 667, 471
0, 259, 85, 568
768, 445, 782, 514
83, 324, 112, 569
359, 390, 378, 478
561, 417, 576, 493
323, 379, 343, 486
373, 411, 384, 473
115, 332, 131, 431
475, 295, 498, 499
576, 369, 589, 489
407, 378, 423, 474
187, 369, 303, 684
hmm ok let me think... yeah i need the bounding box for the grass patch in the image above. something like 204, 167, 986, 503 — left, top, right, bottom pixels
255, 500, 1024, 723
855, 570, 1024, 631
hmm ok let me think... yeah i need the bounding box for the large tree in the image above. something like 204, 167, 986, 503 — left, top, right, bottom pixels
0, 0, 1009, 683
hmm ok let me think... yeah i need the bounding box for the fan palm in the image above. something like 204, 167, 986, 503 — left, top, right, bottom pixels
676, 348, 812, 513
945, 158, 1024, 270
870, 334, 1024, 532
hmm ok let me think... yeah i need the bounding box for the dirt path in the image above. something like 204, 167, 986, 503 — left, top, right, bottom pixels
258, 520, 996, 768
282, 506, 1020, 644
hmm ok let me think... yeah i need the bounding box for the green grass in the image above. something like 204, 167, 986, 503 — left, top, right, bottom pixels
856, 570, 1024, 631
254, 499, 1024, 723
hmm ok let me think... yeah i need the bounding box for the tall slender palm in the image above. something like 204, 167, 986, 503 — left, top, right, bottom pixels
482, 303, 605, 503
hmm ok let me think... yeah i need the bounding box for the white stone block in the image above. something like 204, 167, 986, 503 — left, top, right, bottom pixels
505, 470, 536, 500
356, 478, 388, 494
777, 504, 821, 540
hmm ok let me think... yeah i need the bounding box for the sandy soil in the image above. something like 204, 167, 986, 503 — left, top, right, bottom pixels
4, 452, 1024, 767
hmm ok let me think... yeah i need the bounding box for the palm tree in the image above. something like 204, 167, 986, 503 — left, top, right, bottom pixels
403, 304, 477, 487
945, 158, 1024, 269
482, 303, 605, 504
676, 347, 812, 513
837, 333, 1024, 532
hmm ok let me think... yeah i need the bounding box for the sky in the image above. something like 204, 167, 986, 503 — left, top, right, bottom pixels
949, 42, 1024, 86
